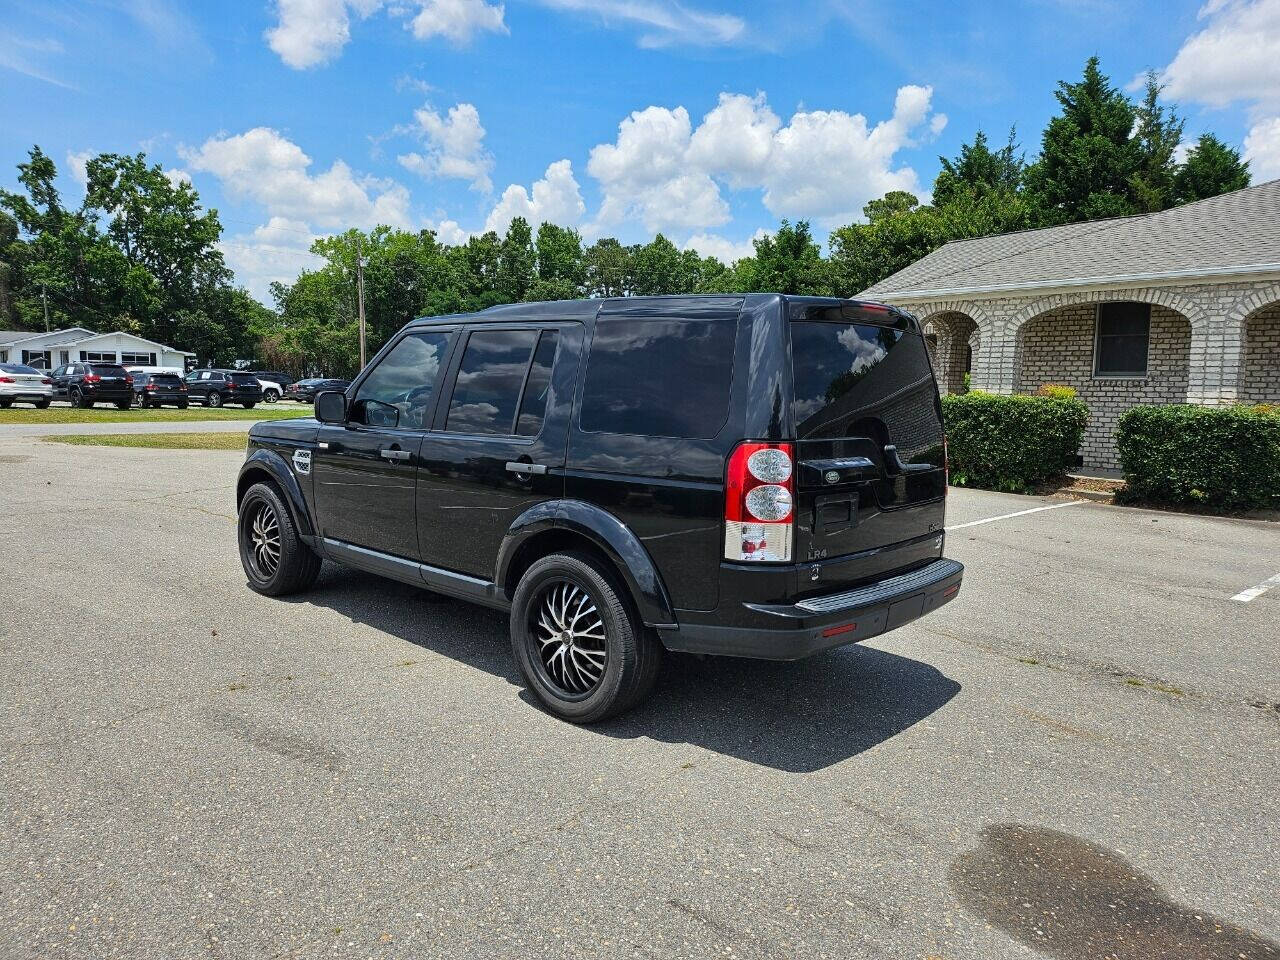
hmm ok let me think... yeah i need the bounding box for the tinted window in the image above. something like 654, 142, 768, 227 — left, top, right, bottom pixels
1095, 302, 1150, 376
0, 363, 40, 375
230, 373, 259, 384
790, 322, 906, 438
515, 331, 558, 436
353, 330, 451, 429
580, 318, 735, 439
91, 364, 128, 376
446, 330, 538, 435
153, 375, 181, 385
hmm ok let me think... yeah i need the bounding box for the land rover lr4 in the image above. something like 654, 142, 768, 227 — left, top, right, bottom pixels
236, 295, 963, 722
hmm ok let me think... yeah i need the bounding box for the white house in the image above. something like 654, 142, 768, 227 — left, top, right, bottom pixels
0, 328, 195, 371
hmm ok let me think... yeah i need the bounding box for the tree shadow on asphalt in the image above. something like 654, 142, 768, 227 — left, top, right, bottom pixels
296, 567, 961, 774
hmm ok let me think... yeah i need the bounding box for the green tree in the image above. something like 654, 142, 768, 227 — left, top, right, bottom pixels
531, 222, 585, 301
1025, 57, 1141, 223
740, 220, 833, 295
583, 238, 633, 297
932, 129, 1025, 207
497, 217, 537, 303
1174, 133, 1251, 204
631, 234, 702, 295
1129, 73, 1184, 212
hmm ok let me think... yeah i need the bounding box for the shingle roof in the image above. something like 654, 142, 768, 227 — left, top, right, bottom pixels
860, 179, 1280, 300
0, 330, 34, 344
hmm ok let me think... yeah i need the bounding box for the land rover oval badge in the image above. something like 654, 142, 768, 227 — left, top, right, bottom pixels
292, 449, 312, 475
824, 470, 840, 485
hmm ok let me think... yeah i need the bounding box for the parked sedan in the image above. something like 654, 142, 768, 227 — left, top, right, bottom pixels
133, 372, 189, 409
0, 363, 54, 408
284, 378, 350, 403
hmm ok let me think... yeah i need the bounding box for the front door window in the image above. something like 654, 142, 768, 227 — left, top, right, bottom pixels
351, 330, 451, 429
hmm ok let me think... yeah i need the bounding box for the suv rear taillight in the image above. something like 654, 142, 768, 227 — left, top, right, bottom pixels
724, 441, 794, 563
83, 373, 100, 383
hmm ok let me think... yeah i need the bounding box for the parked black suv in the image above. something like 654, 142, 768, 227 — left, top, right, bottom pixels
50, 362, 134, 409
185, 369, 263, 408
235, 295, 962, 722
284, 378, 350, 403
133, 372, 189, 409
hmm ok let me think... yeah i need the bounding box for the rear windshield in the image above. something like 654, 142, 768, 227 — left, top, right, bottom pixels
91, 364, 128, 375
581, 317, 735, 439
151, 374, 182, 384
791, 322, 931, 439
0, 363, 40, 374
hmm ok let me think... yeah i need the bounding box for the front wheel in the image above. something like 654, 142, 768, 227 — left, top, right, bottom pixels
510, 552, 662, 723
238, 482, 321, 596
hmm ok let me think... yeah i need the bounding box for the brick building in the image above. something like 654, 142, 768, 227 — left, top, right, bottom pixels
860, 180, 1280, 468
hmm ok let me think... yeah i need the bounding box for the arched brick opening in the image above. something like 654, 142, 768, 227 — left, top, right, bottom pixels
920, 310, 978, 394
1015, 300, 1192, 469
1242, 300, 1280, 405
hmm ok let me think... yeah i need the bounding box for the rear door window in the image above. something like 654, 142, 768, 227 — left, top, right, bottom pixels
515, 331, 559, 437
580, 317, 735, 439
446, 330, 538, 435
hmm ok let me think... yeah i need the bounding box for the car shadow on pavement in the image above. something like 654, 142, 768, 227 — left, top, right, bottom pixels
298, 567, 961, 774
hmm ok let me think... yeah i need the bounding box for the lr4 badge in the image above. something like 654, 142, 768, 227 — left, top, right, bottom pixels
292, 449, 312, 475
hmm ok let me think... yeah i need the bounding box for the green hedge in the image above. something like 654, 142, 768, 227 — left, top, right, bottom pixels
1116, 404, 1280, 511
941, 392, 1088, 492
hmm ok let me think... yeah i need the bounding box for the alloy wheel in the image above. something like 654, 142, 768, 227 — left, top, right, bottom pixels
245, 500, 281, 580
530, 580, 608, 698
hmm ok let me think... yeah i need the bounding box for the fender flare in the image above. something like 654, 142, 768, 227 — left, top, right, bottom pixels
236, 448, 315, 539
496, 499, 677, 628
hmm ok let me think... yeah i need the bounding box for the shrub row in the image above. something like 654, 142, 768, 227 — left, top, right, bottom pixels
941, 392, 1088, 493
1116, 404, 1280, 512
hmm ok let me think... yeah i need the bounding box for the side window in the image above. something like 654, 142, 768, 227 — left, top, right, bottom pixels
515, 331, 559, 436
580, 317, 736, 439
352, 330, 452, 430
446, 330, 538, 435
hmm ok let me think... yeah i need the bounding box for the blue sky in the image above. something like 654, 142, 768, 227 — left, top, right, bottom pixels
3, 0, 1279, 302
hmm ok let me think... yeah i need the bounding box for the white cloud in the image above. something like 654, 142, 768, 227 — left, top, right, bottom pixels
1157, 0, 1280, 109
484, 159, 586, 234
683, 228, 767, 264
181, 127, 412, 229
1245, 116, 1280, 180
265, 0, 383, 69
220, 217, 324, 303
586, 85, 944, 233
397, 102, 494, 192
265, 0, 504, 69
535, 0, 744, 47
163, 168, 192, 187
66, 149, 94, 187
406, 0, 507, 43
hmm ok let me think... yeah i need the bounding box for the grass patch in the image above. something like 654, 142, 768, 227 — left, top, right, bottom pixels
46, 431, 249, 450
0, 405, 310, 425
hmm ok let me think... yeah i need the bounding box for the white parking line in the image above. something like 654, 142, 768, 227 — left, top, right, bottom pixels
946, 499, 1082, 531
1232, 573, 1280, 603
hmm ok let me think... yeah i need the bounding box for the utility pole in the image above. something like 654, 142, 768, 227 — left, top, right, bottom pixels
41, 284, 49, 332
356, 237, 367, 371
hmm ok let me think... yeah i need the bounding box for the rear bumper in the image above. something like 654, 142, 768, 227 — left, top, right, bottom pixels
0, 385, 53, 399
658, 558, 963, 659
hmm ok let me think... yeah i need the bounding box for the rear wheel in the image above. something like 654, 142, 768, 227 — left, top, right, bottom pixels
207, 392, 223, 408
238, 482, 321, 596
510, 552, 661, 723
35, 399, 49, 409
0, 400, 10, 409
116, 399, 131, 410
178, 401, 189, 410
242, 401, 256, 409
264, 389, 279, 403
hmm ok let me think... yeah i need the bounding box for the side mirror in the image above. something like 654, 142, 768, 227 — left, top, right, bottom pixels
315, 390, 347, 424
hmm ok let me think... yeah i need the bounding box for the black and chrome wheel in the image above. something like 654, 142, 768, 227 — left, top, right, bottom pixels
238, 481, 321, 596
207, 391, 223, 408
511, 552, 661, 723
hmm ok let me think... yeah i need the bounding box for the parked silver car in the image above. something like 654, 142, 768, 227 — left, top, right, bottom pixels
0, 363, 53, 408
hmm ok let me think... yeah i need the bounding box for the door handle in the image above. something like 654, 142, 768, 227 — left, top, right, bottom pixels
380, 448, 412, 461
505, 461, 548, 475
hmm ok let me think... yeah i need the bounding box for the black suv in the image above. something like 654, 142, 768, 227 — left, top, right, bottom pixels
235, 295, 962, 722
185, 370, 263, 408
50, 363, 134, 409
284, 378, 350, 403
133, 372, 189, 409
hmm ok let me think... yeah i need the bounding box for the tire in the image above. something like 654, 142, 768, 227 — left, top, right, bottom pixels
35, 399, 49, 409
242, 402, 256, 409
264, 390, 279, 403
238, 482, 322, 596
71, 388, 92, 409
207, 391, 223, 408
116, 399, 132, 410
178, 401, 189, 410
0, 400, 11, 409
510, 551, 662, 723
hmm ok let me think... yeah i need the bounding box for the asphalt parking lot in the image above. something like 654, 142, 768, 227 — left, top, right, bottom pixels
1, 437, 1277, 959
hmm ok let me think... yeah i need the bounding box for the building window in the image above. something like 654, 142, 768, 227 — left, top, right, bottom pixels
0, 350, 7, 362
121, 351, 156, 365
1094, 302, 1150, 377
21, 350, 51, 368
80, 350, 117, 362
